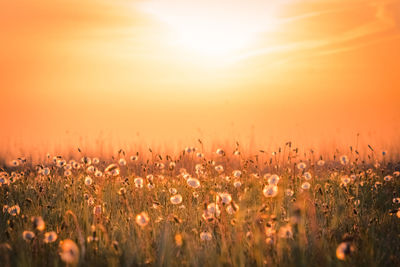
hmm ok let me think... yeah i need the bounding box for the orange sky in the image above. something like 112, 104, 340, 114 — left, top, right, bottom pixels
1, 0, 400, 157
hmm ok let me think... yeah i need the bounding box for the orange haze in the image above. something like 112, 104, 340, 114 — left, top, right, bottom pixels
1, 0, 400, 158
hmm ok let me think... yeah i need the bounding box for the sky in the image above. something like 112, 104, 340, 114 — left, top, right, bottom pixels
1, 0, 399, 157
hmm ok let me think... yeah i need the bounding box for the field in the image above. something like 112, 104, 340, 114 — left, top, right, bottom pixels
1, 143, 399, 267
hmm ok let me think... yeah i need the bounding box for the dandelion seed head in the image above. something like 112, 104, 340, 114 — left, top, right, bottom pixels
59, 239, 80, 265
340, 155, 349, 165
44, 231, 58, 243
263, 185, 278, 198
22, 231, 35, 241
218, 192, 232, 205
187, 177, 201, 188
31, 216, 45, 231
134, 177, 144, 188
303, 172, 312, 180
135, 212, 150, 227
84, 176, 93, 186
215, 165, 224, 173
118, 158, 127, 166
268, 174, 280, 185
200, 231, 212, 241
170, 194, 183, 205
301, 182, 311, 190
297, 162, 306, 170
8, 205, 20, 216
233, 180, 242, 188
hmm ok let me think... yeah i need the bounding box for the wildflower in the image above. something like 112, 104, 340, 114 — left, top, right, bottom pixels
118, 158, 127, 166
301, 182, 311, 190
207, 203, 221, 217
169, 187, 177, 194
81, 157, 91, 165
268, 174, 280, 185
232, 170, 242, 178
170, 194, 183, 205
336, 241, 354, 260
384, 175, 393, 182
340, 155, 349, 165
303, 172, 312, 180
317, 160, 325, 166
215, 165, 224, 173
341, 176, 351, 186
8, 205, 20, 216
22, 231, 35, 241
135, 212, 150, 227
59, 239, 80, 265
285, 189, 294, 197
297, 162, 306, 170
134, 177, 144, 188
216, 149, 225, 156
104, 164, 120, 176
31, 216, 45, 231
187, 177, 201, 188
84, 176, 93, 186
64, 170, 72, 177
278, 225, 293, 239
219, 192, 232, 205
196, 152, 204, 158
200, 231, 212, 241
233, 180, 242, 188
44, 231, 58, 243
11, 160, 19, 167
87, 166, 95, 173
263, 185, 278, 198
94, 170, 103, 177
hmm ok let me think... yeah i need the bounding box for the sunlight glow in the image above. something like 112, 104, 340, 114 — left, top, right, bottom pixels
138, 1, 279, 58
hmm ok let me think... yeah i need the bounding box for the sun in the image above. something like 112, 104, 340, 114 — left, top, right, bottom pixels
138, 1, 279, 59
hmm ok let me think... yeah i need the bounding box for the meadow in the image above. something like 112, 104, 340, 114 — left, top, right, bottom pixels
0, 142, 399, 267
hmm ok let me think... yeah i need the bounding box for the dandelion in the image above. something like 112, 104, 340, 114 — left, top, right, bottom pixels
301, 182, 311, 190
92, 157, 100, 164
44, 231, 58, 243
196, 152, 204, 158
57, 160, 67, 168
384, 175, 393, 182
317, 160, 325, 166
285, 189, 294, 197
104, 164, 120, 176
263, 185, 278, 198
81, 157, 91, 165
22, 231, 35, 241
72, 162, 81, 169
94, 170, 103, 177
219, 192, 232, 205
10, 159, 20, 167
118, 158, 127, 166
207, 203, 221, 217
87, 166, 95, 173
84, 176, 93, 186
31, 216, 45, 231
216, 148, 225, 156
233, 180, 242, 188
8, 205, 20, 216
336, 241, 354, 260
134, 177, 144, 188
215, 165, 224, 173
393, 198, 400, 204
297, 162, 306, 170
169, 188, 177, 194
341, 176, 351, 186
232, 170, 242, 178
278, 225, 293, 239
268, 174, 280, 185
64, 170, 72, 177
59, 239, 80, 265
135, 212, 150, 227
169, 162, 176, 170
187, 177, 201, 188
303, 172, 312, 180
42, 167, 50, 176
200, 231, 212, 241
170, 194, 183, 205
340, 155, 349, 165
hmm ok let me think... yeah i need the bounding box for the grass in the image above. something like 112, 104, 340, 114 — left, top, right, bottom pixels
0, 144, 399, 266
